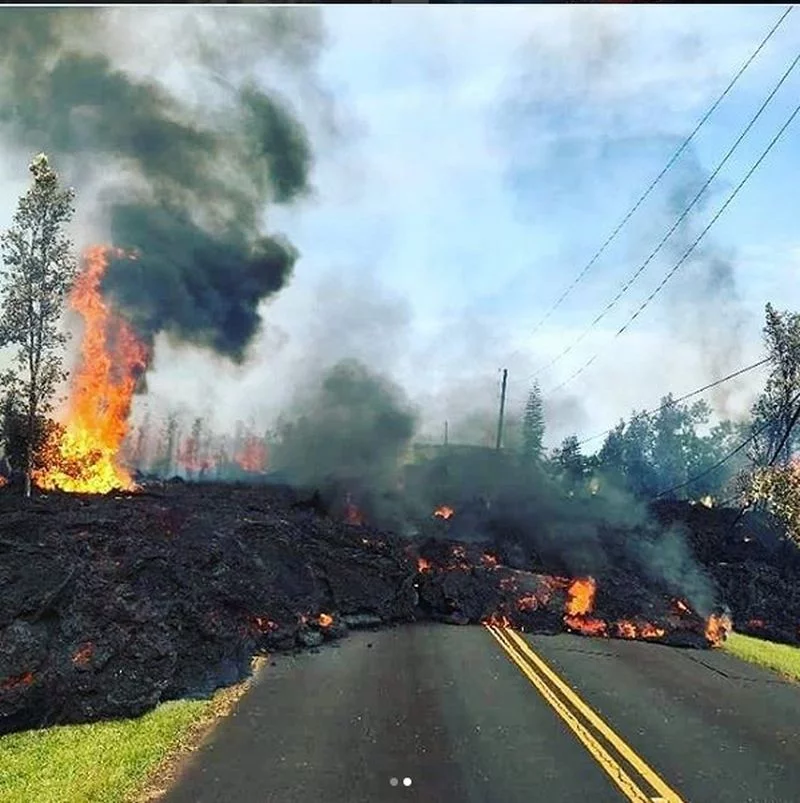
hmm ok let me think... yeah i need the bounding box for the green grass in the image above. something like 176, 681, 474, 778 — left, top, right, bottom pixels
724, 632, 800, 682
0, 697, 213, 803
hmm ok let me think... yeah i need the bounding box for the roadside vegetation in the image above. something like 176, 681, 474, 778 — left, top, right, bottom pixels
724, 632, 800, 683
0, 668, 258, 803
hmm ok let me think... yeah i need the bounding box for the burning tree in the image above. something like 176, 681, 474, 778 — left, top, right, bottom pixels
0, 154, 78, 497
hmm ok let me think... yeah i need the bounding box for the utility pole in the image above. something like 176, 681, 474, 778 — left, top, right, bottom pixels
495, 368, 508, 451
444, 420, 449, 446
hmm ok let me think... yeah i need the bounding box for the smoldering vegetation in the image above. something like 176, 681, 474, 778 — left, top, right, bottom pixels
0, 7, 323, 362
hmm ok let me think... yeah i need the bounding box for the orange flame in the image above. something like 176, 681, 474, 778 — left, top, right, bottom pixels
613, 620, 665, 640
0, 476, 7, 488
235, 436, 268, 473
318, 613, 334, 628
417, 557, 432, 573
705, 612, 732, 647
433, 505, 454, 520
33, 246, 148, 494
565, 577, 596, 616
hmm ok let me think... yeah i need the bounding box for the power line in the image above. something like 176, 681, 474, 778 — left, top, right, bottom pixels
653, 388, 800, 499
547, 99, 800, 398
531, 45, 800, 383
528, 7, 793, 340
575, 357, 770, 448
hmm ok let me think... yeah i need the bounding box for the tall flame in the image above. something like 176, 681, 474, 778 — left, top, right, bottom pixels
33, 246, 148, 494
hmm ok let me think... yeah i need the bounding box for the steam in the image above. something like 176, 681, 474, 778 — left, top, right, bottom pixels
0, 7, 322, 361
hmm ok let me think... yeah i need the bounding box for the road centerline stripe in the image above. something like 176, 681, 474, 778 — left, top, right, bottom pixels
502, 628, 683, 803
486, 625, 684, 803
487, 625, 652, 803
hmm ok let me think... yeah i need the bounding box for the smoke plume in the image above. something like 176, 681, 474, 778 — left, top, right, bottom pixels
0, 7, 322, 361
272, 359, 419, 521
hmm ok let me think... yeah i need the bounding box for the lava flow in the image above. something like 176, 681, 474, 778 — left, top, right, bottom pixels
33, 246, 148, 494
563, 577, 608, 636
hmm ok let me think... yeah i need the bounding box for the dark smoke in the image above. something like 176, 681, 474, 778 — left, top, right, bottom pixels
0, 8, 319, 361
272, 359, 419, 524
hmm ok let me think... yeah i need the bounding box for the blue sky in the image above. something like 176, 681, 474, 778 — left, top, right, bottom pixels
2, 6, 794, 451
240, 5, 798, 448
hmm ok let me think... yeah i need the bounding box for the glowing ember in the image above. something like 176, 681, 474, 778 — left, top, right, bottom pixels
705, 612, 732, 647
72, 642, 94, 667
0, 476, 7, 488
252, 616, 279, 633
517, 593, 541, 612
482, 612, 512, 628
235, 436, 268, 473
613, 620, 665, 640
33, 246, 148, 494
433, 505, 454, 520
1, 671, 34, 691
318, 613, 334, 628
672, 598, 692, 615
565, 577, 596, 616
481, 553, 499, 569
564, 615, 608, 637
417, 557, 433, 573
344, 494, 364, 526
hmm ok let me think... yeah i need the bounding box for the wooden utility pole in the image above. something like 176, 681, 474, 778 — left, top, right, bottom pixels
495, 369, 508, 451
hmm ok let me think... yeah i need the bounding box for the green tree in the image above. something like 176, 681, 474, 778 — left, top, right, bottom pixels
552, 434, 587, 487
521, 383, 545, 462
650, 395, 711, 496
750, 303, 800, 466
0, 154, 77, 497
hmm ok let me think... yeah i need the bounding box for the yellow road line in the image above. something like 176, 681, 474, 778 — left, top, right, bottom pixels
502, 628, 683, 803
487, 626, 652, 803
486, 625, 684, 803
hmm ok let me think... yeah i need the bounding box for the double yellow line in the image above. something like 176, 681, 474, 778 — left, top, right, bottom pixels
486, 625, 684, 803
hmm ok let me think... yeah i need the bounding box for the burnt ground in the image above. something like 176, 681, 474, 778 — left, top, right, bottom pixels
0, 481, 798, 736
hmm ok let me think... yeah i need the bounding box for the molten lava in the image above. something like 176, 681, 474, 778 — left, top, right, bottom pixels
33, 246, 148, 494
433, 504, 454, 520
565, 577, 596, 616
563, 577, 608, 637
482, 612, 512, 628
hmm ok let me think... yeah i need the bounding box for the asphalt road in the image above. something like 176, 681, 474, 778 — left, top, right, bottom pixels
163, 624, 800, 803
